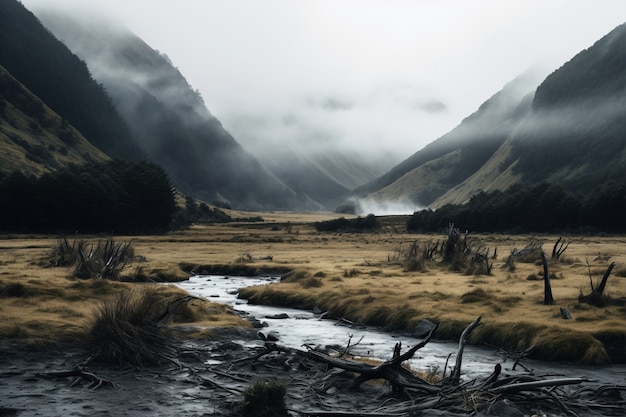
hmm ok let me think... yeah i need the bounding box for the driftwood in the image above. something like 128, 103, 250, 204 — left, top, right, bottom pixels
282, 316, 625, 416
300, 324, 440, 393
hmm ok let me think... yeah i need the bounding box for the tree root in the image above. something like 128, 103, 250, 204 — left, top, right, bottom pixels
36, 367, 116, 390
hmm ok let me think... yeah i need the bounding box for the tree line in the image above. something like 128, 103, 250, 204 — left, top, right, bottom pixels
0, 160, 176, 234
407, 181, 626, 234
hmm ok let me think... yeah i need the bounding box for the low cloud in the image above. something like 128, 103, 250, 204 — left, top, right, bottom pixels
356, 197, 424, 216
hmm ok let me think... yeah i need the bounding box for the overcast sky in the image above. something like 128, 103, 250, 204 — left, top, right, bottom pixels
22, 0, 626, 163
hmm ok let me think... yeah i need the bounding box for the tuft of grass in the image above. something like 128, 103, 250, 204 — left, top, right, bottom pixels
344, 268, 360, 277
49, 236, 85, 267
281, 270, 309, 283
0, 282, 30, 297
88, 286, 192, 366
74, 237, 134, 280
300, 277, 323, 288
241, 379, 288, 417
459, 288, 490, 304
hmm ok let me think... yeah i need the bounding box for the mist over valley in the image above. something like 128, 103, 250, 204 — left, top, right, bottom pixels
1, 0, 626, 225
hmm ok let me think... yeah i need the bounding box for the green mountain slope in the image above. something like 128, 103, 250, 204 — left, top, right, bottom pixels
0, 0, 144, 160
0, 64, 109, 176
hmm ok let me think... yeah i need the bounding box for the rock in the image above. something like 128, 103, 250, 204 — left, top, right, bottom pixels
258, 331, 280, 342
408, 319, 437, 338
266, 331, 280, 342
249, 318, 268, 328
265, 313, 289, 319
560, 307, 572, 320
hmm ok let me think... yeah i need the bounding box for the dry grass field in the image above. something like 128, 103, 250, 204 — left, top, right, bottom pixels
1, 211, 625, 364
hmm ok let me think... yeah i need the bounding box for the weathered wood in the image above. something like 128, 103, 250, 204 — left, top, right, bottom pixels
300, 324, 440, 393
490, 377, 587, 394
579, 262, 616, 306
448, 315, 481, 384
541, 252, 554, 304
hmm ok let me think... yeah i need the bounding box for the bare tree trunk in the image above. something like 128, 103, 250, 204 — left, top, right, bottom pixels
541, 252, 554, 305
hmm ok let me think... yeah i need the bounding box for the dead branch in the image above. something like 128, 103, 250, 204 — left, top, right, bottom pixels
36, 367, 116, 390
490, 377, 587, 394
579, 262, 617, 307
551, 237, 571, 260
300, 324, 440, 393
448, 315, 481, 384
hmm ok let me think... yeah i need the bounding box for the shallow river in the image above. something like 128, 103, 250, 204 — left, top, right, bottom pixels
175, 275, 626, 385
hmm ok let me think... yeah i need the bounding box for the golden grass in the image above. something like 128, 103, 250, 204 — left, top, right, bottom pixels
1, 215, 625, 364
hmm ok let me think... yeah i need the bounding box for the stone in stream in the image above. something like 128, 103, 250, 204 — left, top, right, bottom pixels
408, 319, 437, 338
264, 313, 289, 319
257, 331, 280, 342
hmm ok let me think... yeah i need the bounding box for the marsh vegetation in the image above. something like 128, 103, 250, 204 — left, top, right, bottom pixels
0, 212, 625, 365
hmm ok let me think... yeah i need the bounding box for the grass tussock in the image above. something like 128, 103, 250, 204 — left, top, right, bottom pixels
459, 288, 490, 304
88, 286, 192, 366
241, 379, 288, 417
0, 282, 30, 297
74, 237, 134, 280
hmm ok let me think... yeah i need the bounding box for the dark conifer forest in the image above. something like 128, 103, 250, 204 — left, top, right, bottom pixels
407, 181, 626, 234
0, 160, 175, 234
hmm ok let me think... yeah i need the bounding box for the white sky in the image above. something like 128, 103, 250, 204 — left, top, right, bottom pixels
21, 0, 626, 163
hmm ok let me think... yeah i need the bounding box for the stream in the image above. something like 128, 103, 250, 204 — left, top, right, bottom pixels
175, 274, 626, 386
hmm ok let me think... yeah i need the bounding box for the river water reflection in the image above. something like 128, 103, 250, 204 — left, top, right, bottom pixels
175, 275, 626, 385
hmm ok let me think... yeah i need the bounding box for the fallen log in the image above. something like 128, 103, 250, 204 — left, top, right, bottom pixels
300, 323, 440, 393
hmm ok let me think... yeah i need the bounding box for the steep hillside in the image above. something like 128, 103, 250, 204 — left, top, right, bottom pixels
0, 65, 109, 176
353, 71, 540, 209
510, 22, 626, 189
0, 0, 144, 160
31, 8, 316, 210
432, 22, 626, 208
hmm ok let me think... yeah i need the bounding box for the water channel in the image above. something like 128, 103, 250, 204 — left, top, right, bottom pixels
175, 275, 626, 386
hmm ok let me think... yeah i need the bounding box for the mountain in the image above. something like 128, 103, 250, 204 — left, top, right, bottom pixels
351, 70, 541, 209
356, 22, 626, 211
0, 64, 109, 176
29, 8, 321, 211
0, 0, 144, 161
